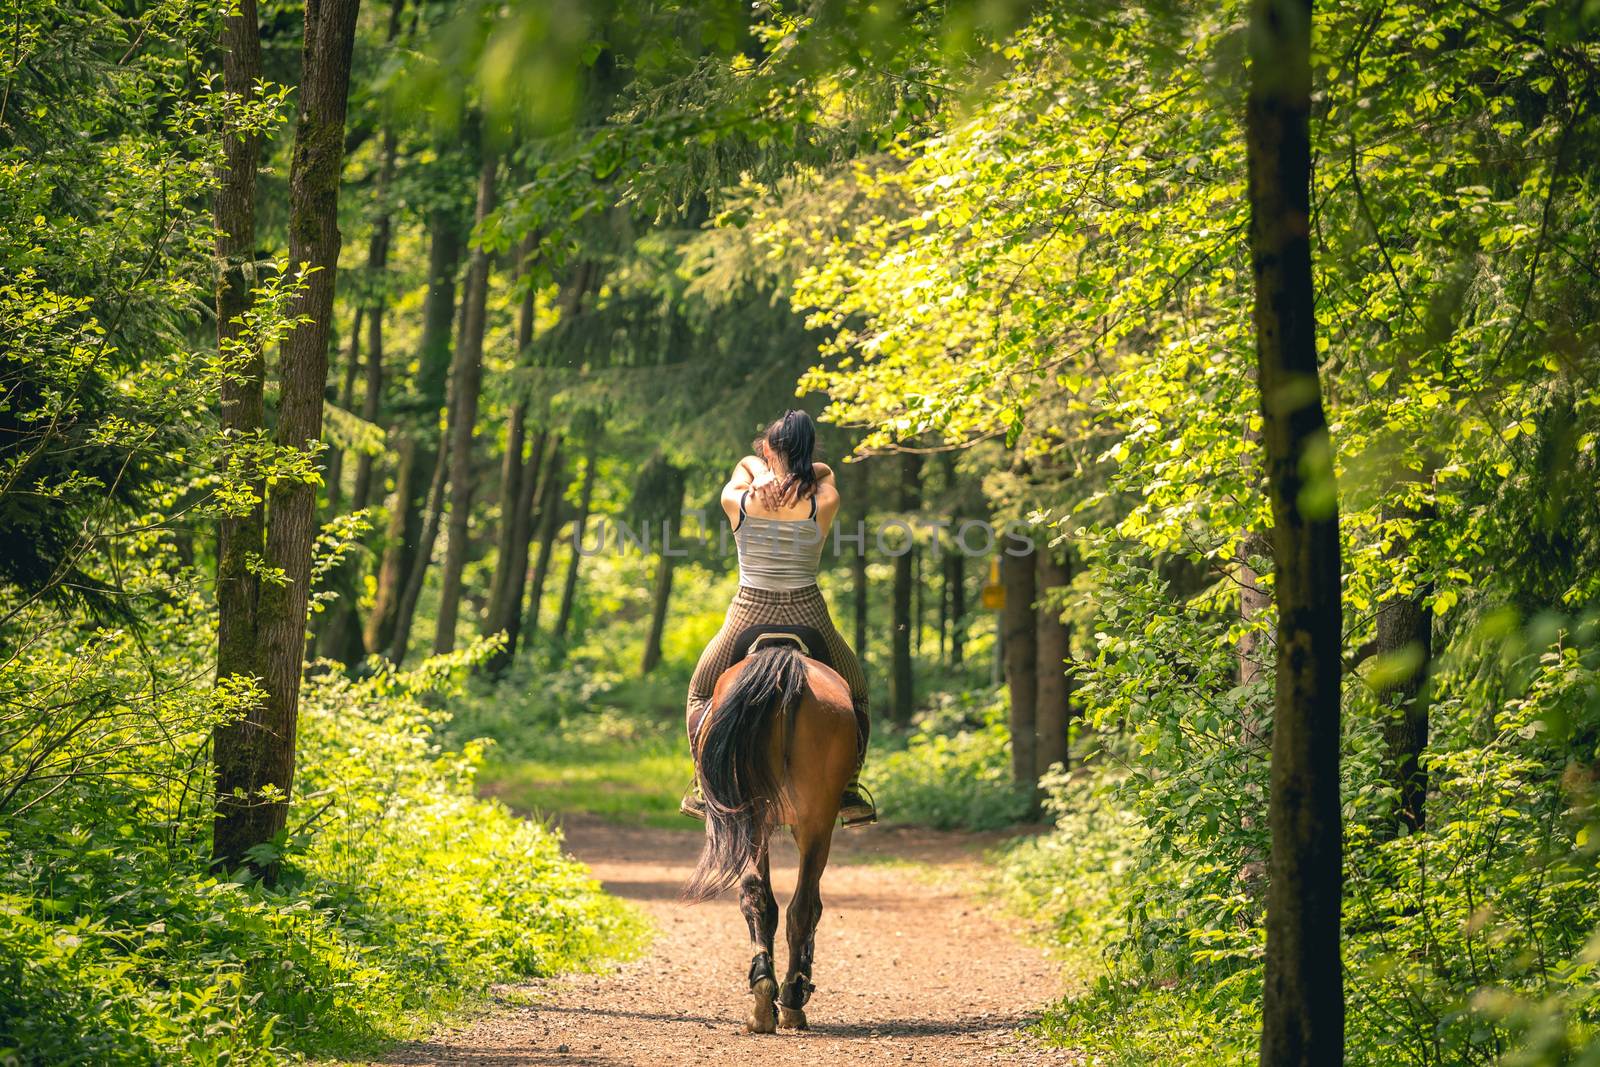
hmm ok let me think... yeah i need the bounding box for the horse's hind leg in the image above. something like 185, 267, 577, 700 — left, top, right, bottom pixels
779, 829, 832, 1030
741, 842, 779, 1034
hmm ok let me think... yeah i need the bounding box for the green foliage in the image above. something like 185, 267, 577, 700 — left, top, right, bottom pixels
0, 644, 642, 1064
994, 773, 1262, 1064
864, 688, 1034, 831
751, 0, 1600, 1061
449, 660, 696, 829
10, 0, 1600, 1059
992, 612, 1600, 1066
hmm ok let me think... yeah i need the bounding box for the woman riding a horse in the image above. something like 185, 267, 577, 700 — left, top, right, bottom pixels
680, 409, 876, 829
680, 409, 877, 1032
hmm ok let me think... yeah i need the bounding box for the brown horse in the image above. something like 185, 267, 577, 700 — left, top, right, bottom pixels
683, 633, 858, 1033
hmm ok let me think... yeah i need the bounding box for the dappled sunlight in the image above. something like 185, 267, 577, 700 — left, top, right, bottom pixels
4, 0, 1597, 1063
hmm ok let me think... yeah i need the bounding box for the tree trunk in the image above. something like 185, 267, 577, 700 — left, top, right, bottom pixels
364, 434, 416, 650
846, 460, 870, 662
1377, 577, 1430, 835
890, 451, 920, 723
485, 411, 528, 635
938, 550, 948, 662
1035, 548, 1072, 778
524, 437, 566, 638
1001, 547, 1038, 798
481, 425, 543, 674
312, 82, 399, 669
350, 290, 384, 512
482, 242, 542, 675
641, 466, 687, 675
313, 304, 367, 666
1237, 398, 1273, 750
554, 437, 598, 645
913, 543, 923, 658
324, 306, 361, 513
1238, 529, 1272, 686
388, 436, 447, 665
350, 108, 399, 515
214, 0, 360, 875
947, 550, 966, 666
850, 519, 869, 650
367, 206, 465, 656
433, 138, 497, 655
212, 0, 268, 870
1248, 0, 1345, 1061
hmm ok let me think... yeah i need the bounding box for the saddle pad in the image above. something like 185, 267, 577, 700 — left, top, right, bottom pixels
729, 624, 834, 672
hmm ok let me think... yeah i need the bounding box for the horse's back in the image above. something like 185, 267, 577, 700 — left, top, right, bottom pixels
711, 654, 855, 831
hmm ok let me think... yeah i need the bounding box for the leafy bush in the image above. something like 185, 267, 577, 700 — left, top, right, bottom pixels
992, 771, 1260, 1064
864, 688, 1034, 831
999, 622, 1600, 1067
0, 641, 643, 1064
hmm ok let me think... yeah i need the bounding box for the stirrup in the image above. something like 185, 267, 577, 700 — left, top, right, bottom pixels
680, 780, 706, 821
839, 782, 878, 828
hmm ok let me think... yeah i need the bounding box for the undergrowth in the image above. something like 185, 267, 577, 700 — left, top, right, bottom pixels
863, 686, 1035, 831
0, 642, 644, 1065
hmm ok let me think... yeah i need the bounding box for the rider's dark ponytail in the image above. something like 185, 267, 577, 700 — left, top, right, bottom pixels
754, 409, 817, 507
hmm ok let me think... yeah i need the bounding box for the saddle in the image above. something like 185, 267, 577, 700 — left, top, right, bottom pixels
729, 625, 833, 671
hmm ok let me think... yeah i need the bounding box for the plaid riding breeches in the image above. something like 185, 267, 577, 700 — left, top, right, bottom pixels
685, 583, 870, 762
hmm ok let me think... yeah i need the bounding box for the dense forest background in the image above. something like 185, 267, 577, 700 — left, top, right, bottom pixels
2, 0, 1599, 1063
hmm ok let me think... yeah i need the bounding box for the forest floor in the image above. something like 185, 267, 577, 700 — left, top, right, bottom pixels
376, 812, 1083, 1066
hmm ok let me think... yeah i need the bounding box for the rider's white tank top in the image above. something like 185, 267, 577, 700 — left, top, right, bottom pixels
734, 491, 824, 591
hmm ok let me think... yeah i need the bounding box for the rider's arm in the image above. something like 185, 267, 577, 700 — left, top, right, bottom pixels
721, 455, 766, 521
728, 455, 764, 490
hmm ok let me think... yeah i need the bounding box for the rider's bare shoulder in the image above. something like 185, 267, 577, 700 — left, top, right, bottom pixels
813, 481, 840, 515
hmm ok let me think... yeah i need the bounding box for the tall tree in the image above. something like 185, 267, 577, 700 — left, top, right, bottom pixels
850, 461, 871, 663
388, 438, 446, 664
523, 437, 566, 638
851, 534, 869, 664
313, 311, 367, 666
349, 0, 403, 516
213, 0, 362, 874
1034, 547, 1072, 776
554, 434, 598, 644
946, 550, 965, 666
913, 542, 923, 657
323, 309, 361, 512
366, 204, 465, 656
482, 411, 545, 673
311, 25, 405, 669
483, 240, 542, 675
639, 461, 687, 676
211, 0, 268, 869
1001, 544, 1038, 802
1237, 530, 1273, 688
433, 135, 498, 654
1247, 0, 1345, 1062
890, 451, 921, 722
1375, 551, 1431, 836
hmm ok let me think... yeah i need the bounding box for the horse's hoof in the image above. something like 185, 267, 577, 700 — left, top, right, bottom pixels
747, 977, 777, 1034
778, 1006, 808, 1030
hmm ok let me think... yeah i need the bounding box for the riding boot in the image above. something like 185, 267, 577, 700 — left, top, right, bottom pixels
839, 776, 877, 827
679, 776, 706, 820
839, 705, 877, 827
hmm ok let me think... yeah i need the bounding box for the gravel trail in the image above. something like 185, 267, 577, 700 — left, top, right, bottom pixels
380, 815, 1081, 1066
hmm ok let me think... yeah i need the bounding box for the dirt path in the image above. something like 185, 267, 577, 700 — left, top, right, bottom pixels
382, 815, 1081, 1066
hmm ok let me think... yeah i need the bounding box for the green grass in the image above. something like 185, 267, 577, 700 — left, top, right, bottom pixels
482, 737, 694, 829
452, 667, 701, 830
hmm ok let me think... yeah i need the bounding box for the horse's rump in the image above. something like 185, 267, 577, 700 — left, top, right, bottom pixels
683, 646, 854, 902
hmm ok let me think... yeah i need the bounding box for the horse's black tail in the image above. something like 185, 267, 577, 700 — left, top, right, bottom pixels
684, 645, 807, 903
